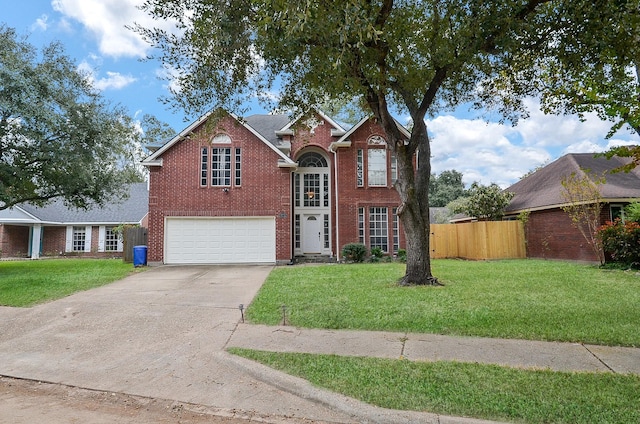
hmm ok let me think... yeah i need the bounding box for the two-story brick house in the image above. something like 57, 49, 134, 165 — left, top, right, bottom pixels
142, 109, 408, 264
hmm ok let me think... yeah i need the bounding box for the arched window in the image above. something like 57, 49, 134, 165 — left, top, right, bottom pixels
298, 152, 328, 167
211, 133, 231, 144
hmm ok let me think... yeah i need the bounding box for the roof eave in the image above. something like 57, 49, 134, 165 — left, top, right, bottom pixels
142, 159, 163, 167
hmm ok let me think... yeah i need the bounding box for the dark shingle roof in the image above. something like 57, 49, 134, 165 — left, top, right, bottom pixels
18, 183, 148, 224
243, 114, 291, 147
505, 153, 640, 212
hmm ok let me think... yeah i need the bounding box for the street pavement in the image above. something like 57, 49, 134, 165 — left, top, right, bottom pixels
1, 265, 638, 424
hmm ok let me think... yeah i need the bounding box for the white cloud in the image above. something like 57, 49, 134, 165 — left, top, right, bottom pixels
51, 0, 176, 58
424, 98, 640, 188
427, 115, 550, 187
31, 14, 49, 31
155, 66, 182, 95
515, 98, 628, 149
78, 61, 136, 91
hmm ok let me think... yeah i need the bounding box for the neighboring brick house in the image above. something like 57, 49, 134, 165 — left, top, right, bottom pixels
141, 109, 408, 264
503, 153, 640, 262
0, 183, 148, 259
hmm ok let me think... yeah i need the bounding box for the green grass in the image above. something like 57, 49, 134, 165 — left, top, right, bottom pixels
247, 260, 640, 346
230, 348, 640, 424
0, 259, 136, 307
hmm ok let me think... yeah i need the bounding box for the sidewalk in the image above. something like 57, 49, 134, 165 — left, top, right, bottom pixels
228, 324, 640, 375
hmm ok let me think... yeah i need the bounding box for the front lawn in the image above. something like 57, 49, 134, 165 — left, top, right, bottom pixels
239, 260, 640, 423
247, 259, 640, 346
231, 348, 640, 424
0, 259, 136, 307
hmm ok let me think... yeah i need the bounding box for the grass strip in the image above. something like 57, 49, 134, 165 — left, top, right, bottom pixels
0, 259, 136, 307
247, 260, 640, 346
230, 348, 640, 424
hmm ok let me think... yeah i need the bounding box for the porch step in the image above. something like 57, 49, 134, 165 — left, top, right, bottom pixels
294, 255, 336, 264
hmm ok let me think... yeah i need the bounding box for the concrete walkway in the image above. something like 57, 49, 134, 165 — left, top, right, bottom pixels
1, 265, 638, 424
228, 324, 640, 375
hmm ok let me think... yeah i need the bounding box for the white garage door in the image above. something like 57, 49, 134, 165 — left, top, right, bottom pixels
165, 217, 276, 264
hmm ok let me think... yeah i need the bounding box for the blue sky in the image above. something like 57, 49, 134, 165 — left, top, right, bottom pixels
4, 0, 639, 188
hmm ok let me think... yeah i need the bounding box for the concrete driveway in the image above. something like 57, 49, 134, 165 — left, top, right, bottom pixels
0, 265, 353, 423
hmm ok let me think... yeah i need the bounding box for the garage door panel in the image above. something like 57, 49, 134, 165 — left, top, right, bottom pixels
165, 217, 276, 264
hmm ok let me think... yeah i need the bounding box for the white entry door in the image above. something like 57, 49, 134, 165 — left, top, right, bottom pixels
302, 215, 322, 254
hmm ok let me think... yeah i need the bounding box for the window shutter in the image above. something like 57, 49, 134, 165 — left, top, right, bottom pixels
98, 226, 105, 252
84, 226, 92, 252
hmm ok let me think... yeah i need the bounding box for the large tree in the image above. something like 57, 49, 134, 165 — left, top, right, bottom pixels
429, 170, 467, 207
449, 182, 515, 221
138, 0, 633, 285
0, 26, 151, 211
489, 2, 640, 170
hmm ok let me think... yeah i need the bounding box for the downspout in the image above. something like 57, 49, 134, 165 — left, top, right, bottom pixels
329, 140, 351, 262
330, 145, 340, 261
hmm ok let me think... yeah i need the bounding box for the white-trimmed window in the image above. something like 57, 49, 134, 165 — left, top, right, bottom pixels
212, 133, 232, 144
369, 207, 388, 252
200, 147, 208, 186
73, 226, 86, 251
391, 152, 398, 184
358, 207, 365, 244
356, 149, 364, 187
105, 226, 119, 251
368, 149, 387, 186
212, 147, 231, 186
66, 226, 92, 252
98, 226, 123, 252
392, 207, 399, 253
201, 133, 240, 188
234, 148, 242, 186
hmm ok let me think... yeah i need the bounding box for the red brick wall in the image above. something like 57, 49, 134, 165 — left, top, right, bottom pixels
147, 115, 292, 262
42, 227, 66, 256
332, 119, 404, 253
0, 225, 29, 257
525, 207, 610, 262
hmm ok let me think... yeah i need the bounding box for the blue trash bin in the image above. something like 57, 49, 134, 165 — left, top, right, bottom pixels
133, 245, 147, 267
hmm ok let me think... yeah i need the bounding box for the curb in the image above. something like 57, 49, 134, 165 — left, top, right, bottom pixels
220, 351, 505, 424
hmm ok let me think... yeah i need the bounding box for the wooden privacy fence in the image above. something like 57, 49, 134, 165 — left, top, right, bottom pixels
123, 227, 148, 263
430, 221, 526, 260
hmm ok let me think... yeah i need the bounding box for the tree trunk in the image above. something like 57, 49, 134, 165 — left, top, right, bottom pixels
375, 107, 440, 286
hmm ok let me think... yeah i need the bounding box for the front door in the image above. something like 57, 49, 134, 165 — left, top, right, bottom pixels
303, 215, 322, 254
293, 151, 331, 257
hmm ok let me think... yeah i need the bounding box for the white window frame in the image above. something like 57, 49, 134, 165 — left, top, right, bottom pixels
66, 225, 91, 252
211, 147, 231, 186
356, 149, 364, 187
99, 226, 123, 252
234, 147, 242, 187
369, 207, 389, 252
200, 147, 208, 186
367, 148, 387, 187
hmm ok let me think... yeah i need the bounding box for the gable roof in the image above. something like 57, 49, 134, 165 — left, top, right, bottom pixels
142, 110, 296, 166
335, 115, 410, 144
276, 109, 347, 137
0, 183, 149, 225
505, 153, 640, 213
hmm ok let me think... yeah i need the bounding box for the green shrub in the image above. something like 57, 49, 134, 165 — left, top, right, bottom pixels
598, 219, 640, 268
342, 243, 367, 263
625, 202, 640, 222
397, 249, 407, 262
